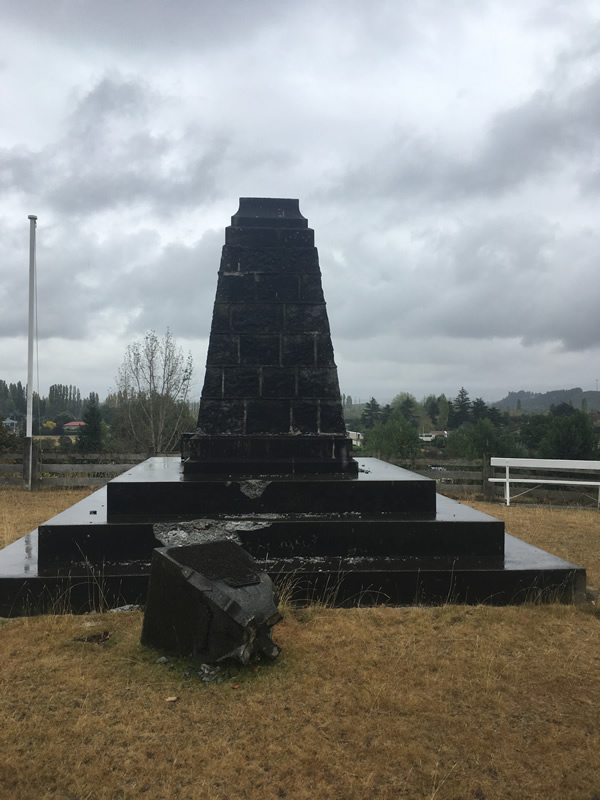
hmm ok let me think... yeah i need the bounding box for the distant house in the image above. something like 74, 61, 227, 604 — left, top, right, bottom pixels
418, 431, 448, 443
2, 418, 19, 433
347, 430, 364, 448
63, 421, 86, 434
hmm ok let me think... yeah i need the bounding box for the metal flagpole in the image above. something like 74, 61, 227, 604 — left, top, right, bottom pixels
26, 214, 37, 491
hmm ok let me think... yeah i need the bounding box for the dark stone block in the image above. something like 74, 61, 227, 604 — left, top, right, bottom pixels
239, 335, 281, 365
245, 399, 291, 434
278, 248, 321, 274
236, 512, 506, 559
206, 335, 239, 365
291, 400, 319, 432
211, 303, 230, 333
285, 304, 331, 334
231, 304, 283, 333
223, 367, 260, 398
261, 368, 297, 398
108, 458, 436, 518
301, 274, 325, 302
231, 197, 308, 228
220, 246, 321, 275
182, 435, 356, 473
38, 520, 159, 566
319, 401, 346, 434
316, 335, 336, 366
219, 246, 243, 273
141, 542, 281, 664
200, 367, 223, 399
262, 542, 586, 606
297, 368, 340, 399
225, 227, 315, 248
279, 229, 315, 247
255, 274, 300, 302
282, 334, 316, 366
197, 400, 245, 434
215, 273, 256, 303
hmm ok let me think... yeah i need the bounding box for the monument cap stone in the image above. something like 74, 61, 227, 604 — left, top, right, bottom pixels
230, 197, 308, 228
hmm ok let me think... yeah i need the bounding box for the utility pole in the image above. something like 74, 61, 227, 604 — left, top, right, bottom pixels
25, 215, 37, 491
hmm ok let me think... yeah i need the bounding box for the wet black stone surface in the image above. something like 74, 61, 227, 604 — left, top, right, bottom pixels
107, 458, 436, 519
172, 542, 260, 587
0, 457, 586, 614
186, 197, 354, 475
141, 542, 281, 664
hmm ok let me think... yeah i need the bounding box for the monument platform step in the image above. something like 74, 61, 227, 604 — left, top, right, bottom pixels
106, 457, 437, 521
263, 535, 585, 605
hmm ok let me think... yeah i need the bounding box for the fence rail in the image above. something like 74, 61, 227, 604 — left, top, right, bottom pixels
0, 450, 148, 489
1, 450, 599, 506
488, 457, 600, 507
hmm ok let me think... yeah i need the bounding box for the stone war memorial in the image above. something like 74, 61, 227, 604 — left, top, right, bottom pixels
0, 198, 586, 625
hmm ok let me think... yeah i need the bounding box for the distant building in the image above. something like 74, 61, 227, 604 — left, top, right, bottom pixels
2, 418, 19, 433
418, 431, 448, 443
63, 421, 86, 434
347, 430, 364, 447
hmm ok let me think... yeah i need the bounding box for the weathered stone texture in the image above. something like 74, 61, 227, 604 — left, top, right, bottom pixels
186, 197, 355, 474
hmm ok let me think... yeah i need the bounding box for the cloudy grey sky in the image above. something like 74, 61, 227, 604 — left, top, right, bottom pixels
1, 0, 599, 405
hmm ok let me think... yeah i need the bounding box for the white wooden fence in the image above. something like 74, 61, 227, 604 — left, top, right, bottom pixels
489, 457, 600, 507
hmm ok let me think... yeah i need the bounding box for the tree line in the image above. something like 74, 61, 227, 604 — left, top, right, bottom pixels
0, 330, 197, 454
347, 388, 599, 461
3, 342, 598, 461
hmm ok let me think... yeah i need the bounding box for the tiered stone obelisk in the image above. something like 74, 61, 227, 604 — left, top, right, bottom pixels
183, 197, 356, 476
0, 198, 586, 614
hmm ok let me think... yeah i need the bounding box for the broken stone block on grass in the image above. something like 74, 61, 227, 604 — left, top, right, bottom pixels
140, 540, 281, 665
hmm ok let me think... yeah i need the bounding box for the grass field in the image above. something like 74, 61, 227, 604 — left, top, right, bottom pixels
0, 488, 599, 800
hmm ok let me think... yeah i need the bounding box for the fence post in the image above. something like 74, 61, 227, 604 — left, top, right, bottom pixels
482, 454, 494, 501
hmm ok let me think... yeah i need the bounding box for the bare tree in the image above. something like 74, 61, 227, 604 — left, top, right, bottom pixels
115, 329, 194, 453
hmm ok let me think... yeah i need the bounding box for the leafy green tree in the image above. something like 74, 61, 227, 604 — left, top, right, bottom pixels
487, 407, 503, 427
360, 397, 381, 430
78, 397, 104, 452
519, 414, 553, 454
539, 412, 597, 459
0, 423, 21, 453
550, 402, 576, 417
58, 435, 74, 453
380, 404, 393, 424
364, 414, 420, 460
9, 382, 26, 416
423, 394, 440, 427
47, 384, 82, 418
436, 394, 449, 429
471, 397, 489, 423
444, 427, 472, 458
82, 391, 99, 412
449, 387, 471, 428
398, 396, 418, 427
446, 420, 521, 459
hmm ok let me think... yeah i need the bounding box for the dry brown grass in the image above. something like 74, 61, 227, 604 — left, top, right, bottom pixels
1, 490, 599, 799
0, 605, 599, 800
0, 487, 93, 548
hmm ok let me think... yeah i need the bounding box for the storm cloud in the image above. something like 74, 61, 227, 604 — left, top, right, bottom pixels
1, 0, 599, 403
